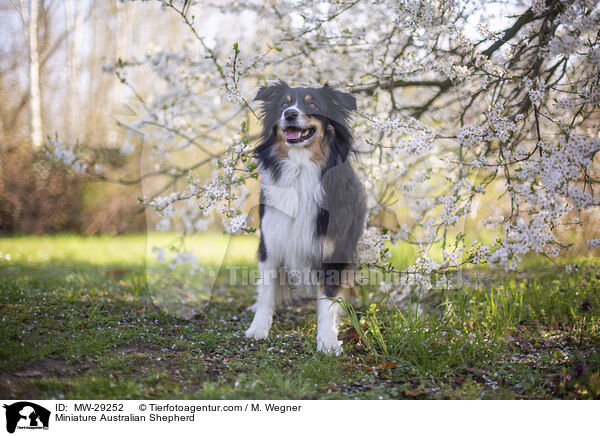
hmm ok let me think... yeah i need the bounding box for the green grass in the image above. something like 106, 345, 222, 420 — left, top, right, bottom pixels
0, 234, 599, 399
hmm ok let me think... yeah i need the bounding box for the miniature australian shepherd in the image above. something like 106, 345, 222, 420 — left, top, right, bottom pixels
245, 80, 366, 355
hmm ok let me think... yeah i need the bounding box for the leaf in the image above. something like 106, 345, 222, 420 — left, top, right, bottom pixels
341, 363, 358, 372
14, 370, 43, 377
339, 327, 360, 344
106, 268, 128, 278
376, 361, 398, 369
401, 390, 426, 397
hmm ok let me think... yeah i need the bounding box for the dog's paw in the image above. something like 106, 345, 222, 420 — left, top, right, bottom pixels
245, 324, 270, 339
317, 336, 343, 356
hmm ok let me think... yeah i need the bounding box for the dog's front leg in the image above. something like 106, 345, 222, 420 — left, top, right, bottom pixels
245, 261, 278, 339
316, 290, 343, 355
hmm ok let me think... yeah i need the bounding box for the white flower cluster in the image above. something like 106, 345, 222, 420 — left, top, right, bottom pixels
549, 33, 582, 57
422, 219, 437, 245
486, 103, 518, 144
225, 51, 245, 104
523, 78, 547, 106
153, 198, 212, 233
531, 0, 549, 15
565, 264, 578, 273
484, 215, 504, 229
588, 239, 600, 250
442, 248, 462, 265
108, 0, 600, 285
402, 254, 442, 291
487, 215, 559, 270
470, 242, 490, 264
44, 138, 88, 173
356, 227, 391, 267
457, 125, 487, 149
402, 169, 431, 193
367, 115, 436, 155
393, 0, 446, 32
222, 213, 248, 235
413, 254, 440, 274
439, 194, 459, 226
149, 192, 182, 214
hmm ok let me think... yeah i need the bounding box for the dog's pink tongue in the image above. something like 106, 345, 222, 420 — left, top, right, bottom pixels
285, 130, 301, 140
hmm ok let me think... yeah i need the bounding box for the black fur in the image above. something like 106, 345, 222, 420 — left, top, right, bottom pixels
258, 190, 267, 262
323, 262, 351, 297
258, 234, 267, 262
315, 207, 329, 237
321, 116, 354, 173
254, 128, 283, 182
320, 155, 366, 296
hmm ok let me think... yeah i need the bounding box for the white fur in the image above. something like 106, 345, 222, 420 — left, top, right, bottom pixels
260, 148, 323, 270
317, 295, 343, 356
283, 104, 299, 117
245, 260, 279, 339
247, 148, 345, 354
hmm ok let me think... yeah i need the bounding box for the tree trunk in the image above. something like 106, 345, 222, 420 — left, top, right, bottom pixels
28, 0, 43, 148
64, 0, 82, 140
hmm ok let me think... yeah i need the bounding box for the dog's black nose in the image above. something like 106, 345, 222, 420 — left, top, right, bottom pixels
283, 108, 298, 120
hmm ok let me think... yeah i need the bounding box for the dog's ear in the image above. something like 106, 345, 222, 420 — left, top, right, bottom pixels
322, 84, 357, 112
254, 79, 289, 102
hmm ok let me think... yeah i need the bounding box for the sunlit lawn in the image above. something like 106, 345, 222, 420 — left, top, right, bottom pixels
0, 234, 599, 399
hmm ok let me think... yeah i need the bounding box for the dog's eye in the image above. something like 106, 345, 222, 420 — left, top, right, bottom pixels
308, 102, 317, 109
281, 102, 289, 109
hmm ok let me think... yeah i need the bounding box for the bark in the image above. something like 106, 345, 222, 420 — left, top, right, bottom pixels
64, 0, 82, 140
28, 0, 43, 148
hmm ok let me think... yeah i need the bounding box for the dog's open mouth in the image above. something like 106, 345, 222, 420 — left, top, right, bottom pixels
284, 126, 316, 144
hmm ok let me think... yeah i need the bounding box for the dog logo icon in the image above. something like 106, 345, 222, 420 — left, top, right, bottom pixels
3, 402, 50, 433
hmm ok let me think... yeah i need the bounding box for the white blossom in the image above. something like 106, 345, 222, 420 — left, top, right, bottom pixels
100, 0, 600, 284
588, 238, 600, 250
45, 137, 87, 173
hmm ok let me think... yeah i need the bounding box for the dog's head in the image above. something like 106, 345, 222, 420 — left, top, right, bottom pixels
254, 80, 357, 149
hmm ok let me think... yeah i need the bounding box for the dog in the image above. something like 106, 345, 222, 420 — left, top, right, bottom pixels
245, 80, 366, 355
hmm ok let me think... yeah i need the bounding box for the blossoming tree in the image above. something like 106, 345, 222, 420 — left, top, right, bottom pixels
49, 0, 600, 294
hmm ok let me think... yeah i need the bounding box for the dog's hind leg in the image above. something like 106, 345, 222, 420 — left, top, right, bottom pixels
245, 260, 279, 339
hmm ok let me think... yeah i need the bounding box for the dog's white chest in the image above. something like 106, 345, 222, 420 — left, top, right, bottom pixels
261, 149, 323, 269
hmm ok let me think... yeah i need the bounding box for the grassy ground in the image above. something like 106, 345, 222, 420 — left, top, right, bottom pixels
1, 234, 599, 399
